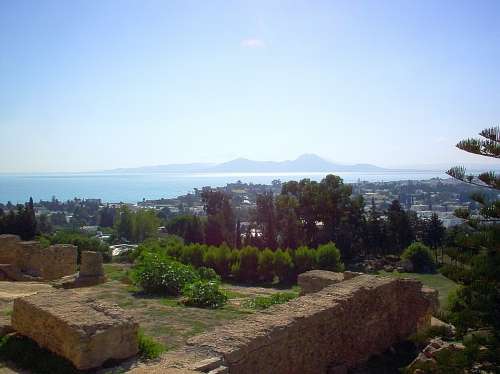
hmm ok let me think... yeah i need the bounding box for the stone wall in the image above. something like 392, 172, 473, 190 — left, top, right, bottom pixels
0, 235, 77, 281
186, 274, 436, 374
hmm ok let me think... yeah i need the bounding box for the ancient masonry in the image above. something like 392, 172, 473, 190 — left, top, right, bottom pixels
131, 271, 438, 374
12, 290, 139, 370
0, 234, 77, 281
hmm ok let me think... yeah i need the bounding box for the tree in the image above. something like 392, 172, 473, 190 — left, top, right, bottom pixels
445, 125, 499, 366
201, 189, 235, 246
115, 206, 135, 242
166, 215, 204, 244
275, 194, 302, 249
256, 191, 277, 249
385, 200, 414, 254
365, 197, 385, 256
422, 213, 445, 263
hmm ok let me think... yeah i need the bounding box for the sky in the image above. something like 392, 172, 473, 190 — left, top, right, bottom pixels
1, 0, 499, 172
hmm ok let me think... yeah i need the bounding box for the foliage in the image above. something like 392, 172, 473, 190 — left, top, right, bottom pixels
197, 266, 221, 282
316, 242, 344, 271
293, 246, 316, 274
137, 329, 166, 359
235, 246, 259, 282
243, 291, 298, 310
114, 206, 160, 243
258, 248, 275, 282
201, 189, 235, 246
439, 264, 471, 284
133, 252, 198, 296
165, 215, 204, 244
203, 244, 232, 278
0, 334, 78, 374
0, 198, 37, 240
401, 242, 436, 273
43, 230, 112, 263
182, 280, 228, 308
180, 244, 205, 268
273, 249, 293, 283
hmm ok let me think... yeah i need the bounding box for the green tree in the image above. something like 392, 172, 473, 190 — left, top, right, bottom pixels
201, 189, 235, 246
166, 215, 204, 244
115, 206, 135, 242
422, 213, 445, 263
385, 200, 414, 254
446, 126, 500, 347
256, 191, 278, 249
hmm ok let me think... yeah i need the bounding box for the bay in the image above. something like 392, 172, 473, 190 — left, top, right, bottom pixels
0, 171, 448, 204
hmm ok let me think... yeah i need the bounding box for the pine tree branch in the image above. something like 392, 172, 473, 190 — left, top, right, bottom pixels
479, 126, 500, 143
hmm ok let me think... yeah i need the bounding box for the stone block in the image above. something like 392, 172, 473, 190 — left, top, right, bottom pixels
80, 251, 104, 277
12, 290, 138, 370
297, 270, 344, 295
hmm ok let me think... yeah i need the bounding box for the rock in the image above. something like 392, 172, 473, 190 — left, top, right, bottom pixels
398, 259, 413, 272
188, 275, 434, 374
0, 315, 13, 337
12, 289, 138, 370
430, 317, 455, 338
297, 270, 344, 295
0, 235, 77, 281
407, 338, 465, 373
59, 251, 106, 288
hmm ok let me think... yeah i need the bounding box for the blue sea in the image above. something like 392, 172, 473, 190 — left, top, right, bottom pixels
0, 171, 448, 204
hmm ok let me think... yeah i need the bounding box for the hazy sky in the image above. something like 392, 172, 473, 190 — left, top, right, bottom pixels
1, 0, 499, 172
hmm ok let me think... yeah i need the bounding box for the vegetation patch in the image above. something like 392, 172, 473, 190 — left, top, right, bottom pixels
243, 291, 298, 310
137, 329, 166, 360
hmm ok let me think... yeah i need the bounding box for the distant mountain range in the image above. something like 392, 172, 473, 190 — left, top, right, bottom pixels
107, 154, 388, 173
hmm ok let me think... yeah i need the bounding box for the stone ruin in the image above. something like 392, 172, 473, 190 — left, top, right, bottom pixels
0, 234, 77, 281
130, 271, 438, 374
11, 289, 139, 370
60, 250, 107, 288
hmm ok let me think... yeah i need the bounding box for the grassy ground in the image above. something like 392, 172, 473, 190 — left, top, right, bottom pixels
378, 271, 459, 311
79, 264, 296, 350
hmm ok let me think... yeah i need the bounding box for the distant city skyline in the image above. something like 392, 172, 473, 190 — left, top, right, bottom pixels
1, 0, 499, 172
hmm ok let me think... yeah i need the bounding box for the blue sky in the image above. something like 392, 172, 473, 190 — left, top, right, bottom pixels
1, 0, 499, 172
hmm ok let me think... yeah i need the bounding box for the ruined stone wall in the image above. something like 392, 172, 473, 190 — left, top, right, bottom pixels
0, 235, 77, 281
0, 235, 21, 265
187, 274, 435, 374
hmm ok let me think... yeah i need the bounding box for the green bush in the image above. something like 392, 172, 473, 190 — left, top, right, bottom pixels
258, 249, 275, 282
274, 249, 293, 283
440, 264, 471, 284
402, 242, 436, 273
197, 266, 221, 282
316, 242, 344, 271
0, 334, 78, 374
203, 244, 232, 278
44, 230, 112, 263
180, 244, 205, 268
133, 253, 198, 295
236, 246, 259, 283
138, 329, 166, 359
293, 246, 317, 274
244, 292, 298, 310
182, 280, 228, 308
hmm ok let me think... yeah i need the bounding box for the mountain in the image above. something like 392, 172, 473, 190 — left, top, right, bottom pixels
107, 154, 387, 173
105, 163, 214, 173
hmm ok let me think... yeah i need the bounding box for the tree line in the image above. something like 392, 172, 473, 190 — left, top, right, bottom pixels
166, 176, 445, 260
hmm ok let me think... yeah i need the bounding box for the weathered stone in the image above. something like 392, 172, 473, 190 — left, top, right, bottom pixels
297, 270, 344, 295
187, 274, 434, 374
190, 357, 224, 371
0, 315, 13, 337
12, 290, 138, 370
407, 337, 465, 373
0, 235, 77, 281
80, 251, 104, 277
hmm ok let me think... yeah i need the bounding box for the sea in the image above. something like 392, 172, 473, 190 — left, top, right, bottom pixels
0, 171, 448, 204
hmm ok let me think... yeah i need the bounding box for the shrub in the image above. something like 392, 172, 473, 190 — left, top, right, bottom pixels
244, 292, 298, 310
440, 264, 471, 284
182, 280, 228, 308
316, 242, 344, 271
402, 242, 436, 273
197, 266, 221, 282
236, 246, 259, 283
138, 329, 166, 359
180, 244, 205, 268
133, 253, 198, 295
203, 244, 232, 278
258, 249, 275, 282
274, 249, 293, 283
293, 246, 317, 274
